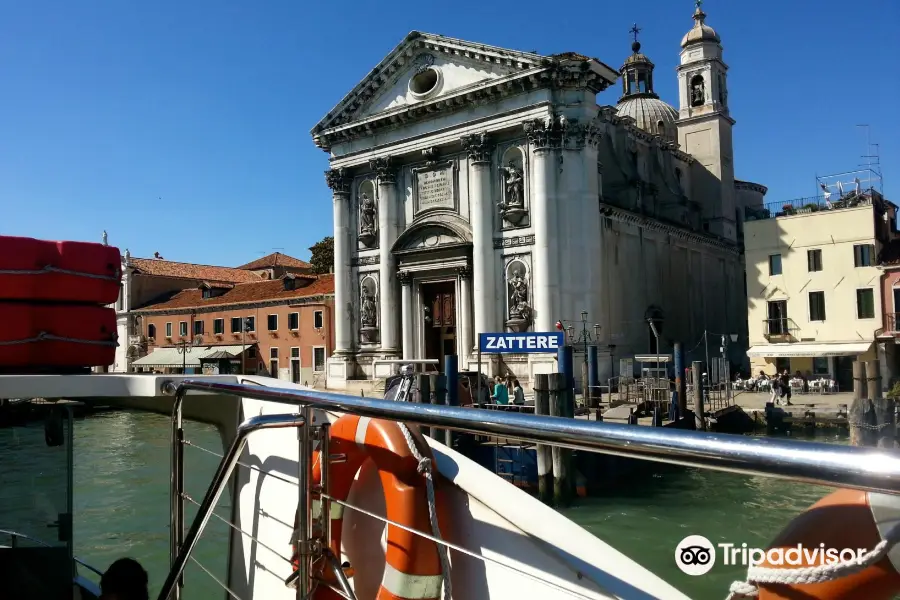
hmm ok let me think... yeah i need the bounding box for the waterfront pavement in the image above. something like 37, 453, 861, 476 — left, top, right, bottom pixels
733, 390, 854, 412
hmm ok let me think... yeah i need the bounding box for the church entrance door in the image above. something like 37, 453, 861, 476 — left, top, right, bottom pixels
421, 281, 456, 373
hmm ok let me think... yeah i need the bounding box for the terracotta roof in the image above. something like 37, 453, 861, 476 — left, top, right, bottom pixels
135, 274, 334, 312
237, 252, 311, 270
130, 257, 261, 284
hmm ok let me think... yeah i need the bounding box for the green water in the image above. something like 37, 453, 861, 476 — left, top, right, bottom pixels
0, 411, 847, 599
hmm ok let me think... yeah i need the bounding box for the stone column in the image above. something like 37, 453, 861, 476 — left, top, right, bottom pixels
371, 157, 400, 355
524, 119, 559, 332
461, 132, 496, 343
457, 266, 473, 364
326, 168, 353, 353
399, 271, 414, 360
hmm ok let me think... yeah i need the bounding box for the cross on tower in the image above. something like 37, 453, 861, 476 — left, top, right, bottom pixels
629, 23, 641, 43
695, 0, 703, 9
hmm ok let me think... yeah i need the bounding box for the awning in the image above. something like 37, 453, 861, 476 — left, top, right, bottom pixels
746, 342, 873, 358
132, 345, 248, 367
634, 354, 673, 363
132, 348, 200, 367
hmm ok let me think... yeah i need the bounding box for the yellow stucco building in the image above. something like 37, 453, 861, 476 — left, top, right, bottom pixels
743, 177, 895, 391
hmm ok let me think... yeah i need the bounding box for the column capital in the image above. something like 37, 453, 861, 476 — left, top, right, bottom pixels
461, 132, 493, 166
369, 156, 398, 185
524, 115, 603, 152
325, 168, 352, 196
456, 265, 473, 280
397, 270, 413, 285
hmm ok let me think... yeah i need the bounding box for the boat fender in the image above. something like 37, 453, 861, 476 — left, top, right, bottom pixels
291, 415, 450, 600
728, 488, 900, 599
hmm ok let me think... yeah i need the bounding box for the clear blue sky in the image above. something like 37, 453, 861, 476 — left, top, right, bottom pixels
1, 0, 897, 266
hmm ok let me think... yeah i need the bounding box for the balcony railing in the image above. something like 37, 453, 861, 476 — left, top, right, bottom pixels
885, 313, 900, 334
763, 317, 799, 340
744, 188, 876, 222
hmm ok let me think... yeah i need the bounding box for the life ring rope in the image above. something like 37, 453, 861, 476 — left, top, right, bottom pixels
394, 420, 453, 600
726, 521, 900, 599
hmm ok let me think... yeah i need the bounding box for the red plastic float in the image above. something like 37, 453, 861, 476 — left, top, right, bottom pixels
0, 304, 117, 368
0, 235, 121, 304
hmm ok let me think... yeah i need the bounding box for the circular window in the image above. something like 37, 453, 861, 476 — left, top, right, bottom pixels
408, 67, 442, 100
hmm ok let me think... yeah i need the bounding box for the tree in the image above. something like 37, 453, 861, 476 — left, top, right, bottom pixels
308, 236, 334, 275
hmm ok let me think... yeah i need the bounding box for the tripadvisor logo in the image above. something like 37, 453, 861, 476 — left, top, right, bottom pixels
675, 535, 870, 576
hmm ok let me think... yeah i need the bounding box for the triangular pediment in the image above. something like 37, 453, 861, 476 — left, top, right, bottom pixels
312, 31, 548, 134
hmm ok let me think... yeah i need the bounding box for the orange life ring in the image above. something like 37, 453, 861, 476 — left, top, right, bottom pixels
750, 488, 900, 599
290, 415, 447, 600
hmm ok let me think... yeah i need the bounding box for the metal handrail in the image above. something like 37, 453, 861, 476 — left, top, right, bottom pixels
158, 410, 307, 600
165, 379, 900, 494
0, 528, 104, 577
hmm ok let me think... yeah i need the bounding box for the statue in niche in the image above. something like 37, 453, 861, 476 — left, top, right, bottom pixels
359, 283, 378, 343
505, 267, 532, 332
358, 192, 377, 247
690, 76, 705, 107
498, 164, 528, 226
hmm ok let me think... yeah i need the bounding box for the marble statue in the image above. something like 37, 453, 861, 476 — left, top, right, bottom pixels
508, 269, 530, 320
360, 287, 377, 328
359, 193, 376, 235
502, 165, 524, 208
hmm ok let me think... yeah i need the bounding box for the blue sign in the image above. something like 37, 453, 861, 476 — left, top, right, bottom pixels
478, 331, 565, 354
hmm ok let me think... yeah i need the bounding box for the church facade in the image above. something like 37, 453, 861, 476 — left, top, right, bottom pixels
312, 6, 765, 386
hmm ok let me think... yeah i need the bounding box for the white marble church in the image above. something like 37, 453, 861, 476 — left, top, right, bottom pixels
312, 4, 766, 387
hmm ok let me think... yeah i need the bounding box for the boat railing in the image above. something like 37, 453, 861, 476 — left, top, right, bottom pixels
159, 378, 900, 600
0, 528, 104, 577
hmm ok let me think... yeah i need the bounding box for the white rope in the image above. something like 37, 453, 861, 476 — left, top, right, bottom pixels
0, 264, 121, 281
726, 521, 900, 599
397, 422, 453, 600
0, 331, 118, 347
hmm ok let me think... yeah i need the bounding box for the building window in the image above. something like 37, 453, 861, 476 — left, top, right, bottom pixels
270, 347, 278, 359
768, 254, 782, 276
813, 357, 829, 376
854, 244, 875, 267
247, 347, 256, 359
194, 320, 204, 336
179, 321, 188, 337
766, 300, 788, 335
857, 288, 875, 319
148, 324, 156, 339
267, 315, 278, 331
214, 319, 224, 335
288, 312, 299, 330
291, 347, 300, 358
166, 322, 173, 337
807, 249, 823, 272
809, 291, 826, 321
314, 310, 324, 329
231, 317, 242, 333
313, 347, 326, 372
245, 316, 256, 332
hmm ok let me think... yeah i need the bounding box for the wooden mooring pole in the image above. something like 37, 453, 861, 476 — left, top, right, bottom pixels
549, 373, 573, 507
849, 360, 895, 448
692, 361, 705, 431
533, 374, 553, 504
429, 374, 447, 440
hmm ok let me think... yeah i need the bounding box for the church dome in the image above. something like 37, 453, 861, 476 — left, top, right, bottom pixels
681, 5, 720, 48
615, 34, 679, 142
616, 96, 678, 142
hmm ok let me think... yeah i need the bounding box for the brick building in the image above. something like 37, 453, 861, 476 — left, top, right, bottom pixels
130, 273, 334, 383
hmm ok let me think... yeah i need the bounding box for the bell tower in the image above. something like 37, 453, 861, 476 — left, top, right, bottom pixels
676, 0, 737, 241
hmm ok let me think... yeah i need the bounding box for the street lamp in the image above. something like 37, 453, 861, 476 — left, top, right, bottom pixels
241, 318, 254, 375
558, 312, 602, 402
176, 335, 203, 374
647, 318, 661, 384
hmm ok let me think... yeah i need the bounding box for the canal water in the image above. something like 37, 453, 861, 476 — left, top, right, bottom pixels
0, 410, 843, 599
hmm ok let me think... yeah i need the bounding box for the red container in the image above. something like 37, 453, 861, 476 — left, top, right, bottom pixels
0, 304, 117, 368
0, 235, 121, 304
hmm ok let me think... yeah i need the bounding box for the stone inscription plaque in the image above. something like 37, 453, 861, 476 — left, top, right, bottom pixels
415, 167, 454, 214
